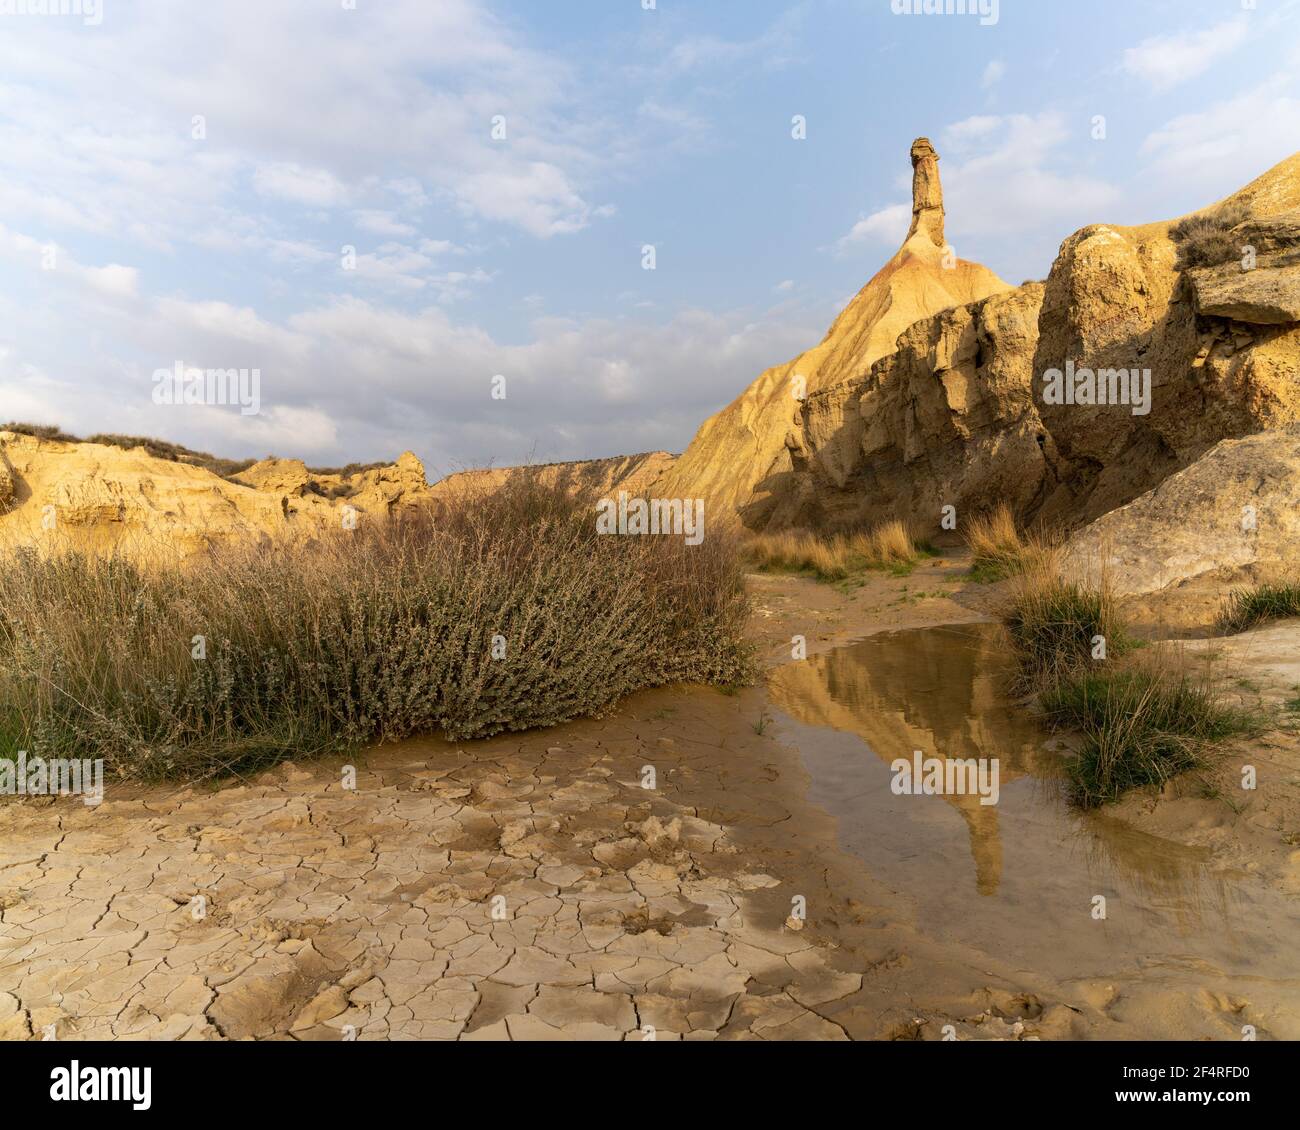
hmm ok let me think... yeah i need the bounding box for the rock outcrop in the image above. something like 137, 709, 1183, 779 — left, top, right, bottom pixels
661, 139, 1011, 527
429, 451, 676, 503
750, 149, 1300, 539
759, 282, 1049, 533
1063, 427, 1300, 599
0, 432, 679, 560
1032, 154, 1300, 526
0, 430, 434, 559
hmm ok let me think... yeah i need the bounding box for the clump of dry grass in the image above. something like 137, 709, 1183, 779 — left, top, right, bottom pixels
1218, 581, 1300, 634
747, 519, 922, 581
850, 519, 917, 567
1170, 201, 1251, 269
1002, 553, 1128, 689
964, 504, 1059, 582
745, 530, 850, 580
0, 482, 756, 781
1000, 555, 1252, 807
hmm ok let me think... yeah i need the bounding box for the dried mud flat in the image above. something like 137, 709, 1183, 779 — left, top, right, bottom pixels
2, 562, 1297, 1042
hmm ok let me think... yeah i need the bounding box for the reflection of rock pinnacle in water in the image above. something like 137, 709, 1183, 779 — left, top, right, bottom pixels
768, 625, 1047, 896
958, 796, 1002, 896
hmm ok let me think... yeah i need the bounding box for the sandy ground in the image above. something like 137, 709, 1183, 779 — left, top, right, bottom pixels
1, 555, 1297, 1041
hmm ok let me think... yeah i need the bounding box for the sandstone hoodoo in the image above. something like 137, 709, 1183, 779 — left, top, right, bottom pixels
699, 147, 1300, 543
661, 138, 1011, 528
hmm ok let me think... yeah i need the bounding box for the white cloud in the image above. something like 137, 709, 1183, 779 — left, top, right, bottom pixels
354, 210, 417, 238
0, 0, 607, 243
832, 204, 910, 254
982, 60, 1006, 89
1139, 75, 1300, 203
1122, 19, 1249, 92
938, 113, 1120, 239
454, 162, 595, 239
0, 226, 819, 467
253, 163, 350, 208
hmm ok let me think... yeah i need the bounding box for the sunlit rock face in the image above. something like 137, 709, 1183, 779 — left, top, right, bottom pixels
661, 138, 1011, 530
744, 148, 1300, 545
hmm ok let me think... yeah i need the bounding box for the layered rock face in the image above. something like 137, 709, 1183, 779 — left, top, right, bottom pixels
0, 432, 679, 560
750, 149, 1300, 545
429, 451, 676, 503
1032, 154, 1300, 526
661, 139, 1011, 526
761, 282, 1048, 532
0, 431, 434, 559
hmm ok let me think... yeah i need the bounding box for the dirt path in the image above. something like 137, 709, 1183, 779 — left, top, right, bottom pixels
2, 557, 1297, 1041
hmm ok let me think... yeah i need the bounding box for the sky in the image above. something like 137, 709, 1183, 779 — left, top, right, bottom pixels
0, 0, 1297, 480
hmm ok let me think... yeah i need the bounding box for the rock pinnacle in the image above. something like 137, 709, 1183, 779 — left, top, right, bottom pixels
909, 137, 946, 248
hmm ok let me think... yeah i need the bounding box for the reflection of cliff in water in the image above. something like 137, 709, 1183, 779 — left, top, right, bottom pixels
769, 623, 1046, 896
766, 623, 1262, 979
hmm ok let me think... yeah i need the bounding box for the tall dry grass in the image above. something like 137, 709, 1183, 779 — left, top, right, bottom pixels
964, 503, 1058, 582
1002, 548, 1127, 688
746, 519, 922, 581
0, 483, 755, 781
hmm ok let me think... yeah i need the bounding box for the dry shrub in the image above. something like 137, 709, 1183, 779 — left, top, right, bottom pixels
0, 482, 755, 781
1170, 201, 1251, 269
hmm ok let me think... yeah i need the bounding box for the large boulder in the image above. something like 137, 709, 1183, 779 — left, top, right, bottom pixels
1062, 426, 1300, 600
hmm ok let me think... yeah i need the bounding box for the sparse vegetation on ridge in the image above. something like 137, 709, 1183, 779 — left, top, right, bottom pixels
1169, 201, 1251, 269
0, 422, 388, 482
0, 483, 756, 781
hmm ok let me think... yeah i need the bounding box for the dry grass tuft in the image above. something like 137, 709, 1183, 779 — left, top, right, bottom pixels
964, 504, 1059, 582
747, 519, 922, 581
1170, 201, 1251, 269
1000, 555, 1252, 807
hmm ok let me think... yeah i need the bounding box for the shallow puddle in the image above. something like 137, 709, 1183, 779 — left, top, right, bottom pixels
768, 623, 1297, 984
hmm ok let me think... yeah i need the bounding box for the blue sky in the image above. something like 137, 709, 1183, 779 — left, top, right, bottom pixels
1, 0, 1297, 477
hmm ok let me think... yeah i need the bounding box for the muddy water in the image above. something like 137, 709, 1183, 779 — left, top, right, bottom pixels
767, 623, 1296, 986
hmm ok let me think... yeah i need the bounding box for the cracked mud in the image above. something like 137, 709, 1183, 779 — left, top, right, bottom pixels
3, 569, 1297, 1042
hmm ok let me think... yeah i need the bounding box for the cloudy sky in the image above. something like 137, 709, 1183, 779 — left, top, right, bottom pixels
1, 0, 1297, 478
